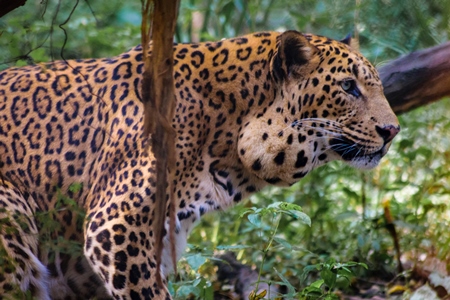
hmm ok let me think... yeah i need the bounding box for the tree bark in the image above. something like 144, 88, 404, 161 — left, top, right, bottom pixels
379, 41, 450, 114
140, 0, 180, 286
0, 0, 26, 18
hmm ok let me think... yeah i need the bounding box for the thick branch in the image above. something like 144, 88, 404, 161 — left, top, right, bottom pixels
0, 0, 26, 18
379, 41, 450, 114
141, 0, 180, 287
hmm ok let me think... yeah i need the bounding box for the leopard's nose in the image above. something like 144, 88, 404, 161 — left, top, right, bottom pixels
375, 124, 400, 144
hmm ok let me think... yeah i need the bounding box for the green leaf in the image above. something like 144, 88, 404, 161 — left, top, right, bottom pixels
336, 268, 353, 284
14, 60, 28, 67
247, 213, 261, 227
68, 183, 83, 193
358, 262, 368, 269
176, 285, 200, 298
320, 267, 337, 289
324, 293, 340, 300
185, 253, 207, 271
286, 210, 311, 226
301, 264, 321, 283
239, 208, 255, 218
216, 244, 252, 250
273, 267, 296, 295
300, 285, 323, 298
267, 201, 283, 209
193, 277, 202, 287
310, 279, 325, 288
279, 202, 303, 211
339, 266, 352, 275
167, 280, 175, 296
273, 237, 292, 250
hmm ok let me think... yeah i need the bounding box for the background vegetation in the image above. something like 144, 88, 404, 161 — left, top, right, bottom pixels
1, 0, 450, 299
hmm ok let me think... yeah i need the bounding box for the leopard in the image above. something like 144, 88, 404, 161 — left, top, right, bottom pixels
0, 30, 400, 299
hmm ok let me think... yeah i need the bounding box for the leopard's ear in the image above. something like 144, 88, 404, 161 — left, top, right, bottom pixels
271, 30, 318, 82
340, 33, 359, 51
340, 33, 352, 45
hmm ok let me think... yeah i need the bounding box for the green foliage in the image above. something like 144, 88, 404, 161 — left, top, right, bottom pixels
170, 245, 215, 299
0, 1, 142, 69
2, 0, 450, 69
240, 202, 311, 297
171, 276, 214, 300
0, 183, 86, 298
171, 201, 312, 299
299, 259, 367, 299
35, 184, 86, 260
241, 201, 311, 228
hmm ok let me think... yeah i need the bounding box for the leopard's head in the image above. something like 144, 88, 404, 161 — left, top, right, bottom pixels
238, 30, 400, 186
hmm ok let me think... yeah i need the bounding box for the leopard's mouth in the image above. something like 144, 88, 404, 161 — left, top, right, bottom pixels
329, 136, 388, 169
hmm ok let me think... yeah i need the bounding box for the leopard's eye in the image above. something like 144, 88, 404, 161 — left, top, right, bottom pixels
340, 80, 361, 97
341, 80, 353, 91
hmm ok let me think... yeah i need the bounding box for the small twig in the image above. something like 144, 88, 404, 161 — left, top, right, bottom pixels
253, 214, 281, 294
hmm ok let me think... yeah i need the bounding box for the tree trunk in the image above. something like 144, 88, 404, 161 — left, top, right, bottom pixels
379, 41, 450, 114
140, 0, 180, 286
0, 0, 27, 18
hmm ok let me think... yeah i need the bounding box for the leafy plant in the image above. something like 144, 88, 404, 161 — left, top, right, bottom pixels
240, 202, 311, 298
299, 259, 368, 300
169, 245, 215, 299
35, 183, 86, 260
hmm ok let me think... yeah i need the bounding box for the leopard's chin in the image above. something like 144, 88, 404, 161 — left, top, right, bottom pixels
345, 149, 383, 170
329, 137, 391, 170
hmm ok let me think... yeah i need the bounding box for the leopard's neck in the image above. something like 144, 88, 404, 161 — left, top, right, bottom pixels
159, 33, 284, 272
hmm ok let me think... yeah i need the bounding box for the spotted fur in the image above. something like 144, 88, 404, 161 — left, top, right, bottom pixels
0, 30, 399, 299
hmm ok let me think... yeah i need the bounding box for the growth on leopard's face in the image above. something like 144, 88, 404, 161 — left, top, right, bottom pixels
0, 29, 399, 299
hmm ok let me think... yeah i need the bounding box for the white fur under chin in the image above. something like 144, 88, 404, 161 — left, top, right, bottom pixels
347, 154, 382, 170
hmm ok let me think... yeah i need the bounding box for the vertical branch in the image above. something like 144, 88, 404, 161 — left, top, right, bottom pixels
383, 200, 404, 273
141, 1, 153, 76
141, 0, 180, 287
200, 0, 213, 41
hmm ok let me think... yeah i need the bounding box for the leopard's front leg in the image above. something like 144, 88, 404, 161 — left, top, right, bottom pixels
84, 171, 172, 300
